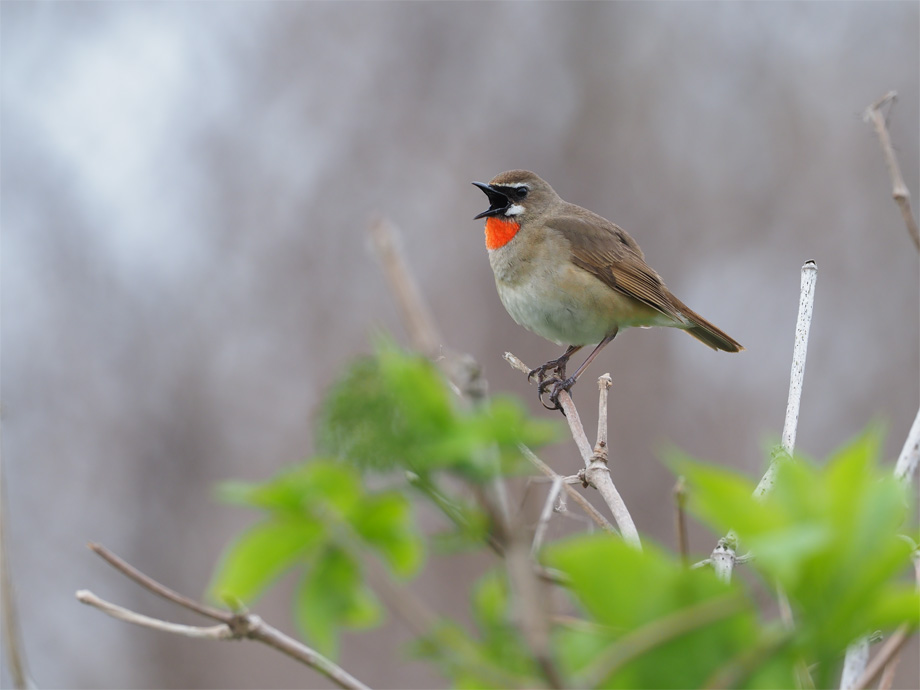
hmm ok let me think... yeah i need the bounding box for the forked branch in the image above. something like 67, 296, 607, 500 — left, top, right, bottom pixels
505, 353, 641, 549
76, 544, 371, 690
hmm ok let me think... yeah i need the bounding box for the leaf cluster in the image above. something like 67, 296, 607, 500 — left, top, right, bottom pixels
208, 341, 917, 687
208, 460, 422, 657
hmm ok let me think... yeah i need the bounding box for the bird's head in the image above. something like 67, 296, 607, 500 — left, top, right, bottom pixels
472, 170, 558, 223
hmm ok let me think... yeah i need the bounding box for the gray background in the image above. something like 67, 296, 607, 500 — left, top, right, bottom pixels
3, 2, 918, 688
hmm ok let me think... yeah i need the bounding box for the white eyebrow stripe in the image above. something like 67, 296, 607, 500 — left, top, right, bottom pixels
497, 182, 529, 188
505, 204, 525, 216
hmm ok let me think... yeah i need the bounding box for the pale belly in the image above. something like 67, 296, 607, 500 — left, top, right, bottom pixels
494, 261, 678, 346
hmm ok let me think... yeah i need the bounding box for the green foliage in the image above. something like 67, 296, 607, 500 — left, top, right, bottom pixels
314, 338, 559, 481
209, 337, 917, 688
208, 459, 422, 657
410, 569, 543, 689
673, 426, 918, 688
545, 537, 794, 688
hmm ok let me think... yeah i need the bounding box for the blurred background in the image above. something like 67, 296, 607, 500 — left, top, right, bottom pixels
3, 2, 918, 688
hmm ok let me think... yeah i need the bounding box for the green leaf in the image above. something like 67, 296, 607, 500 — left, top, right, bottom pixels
208, 518, 323, 605
215, 459, 363, 517
315, 339, 559, 481
294, 546, 383, 658
545, 535, 764, 688
471, 569, 508, 630
678, 425, 917, 687
350, 491, 424, 577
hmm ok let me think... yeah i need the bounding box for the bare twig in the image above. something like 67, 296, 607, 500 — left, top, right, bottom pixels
850, 624, 912, 690
863, 91, 920, 251
518, 443, 616, 533
595, 373, 612, 453
776, 586, 815, 689
88, 543, 229, 622
1, 478, 30, 690
755, 260, 818, 498
369, 218, 443, 358
505, 535, 564, 689
673, 477, 689, 565
531, 476, 564, 556
79, 545, 372, 690
877, 650, 901, 690
77, 590, 234, 639
506, 352, 641, 549
840, 637, 870, 690
710, 535, 737, 584
894, 407, 920, 483
841, 91, 920, 690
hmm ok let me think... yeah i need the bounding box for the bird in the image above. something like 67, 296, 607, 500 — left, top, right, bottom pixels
472, 169, 743, 410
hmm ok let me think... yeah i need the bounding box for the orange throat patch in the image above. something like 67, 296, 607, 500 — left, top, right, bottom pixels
484, 217, 520, 250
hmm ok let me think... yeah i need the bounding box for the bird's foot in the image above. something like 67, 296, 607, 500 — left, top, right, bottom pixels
528, 359, 568, 386
537, 375, 577, 412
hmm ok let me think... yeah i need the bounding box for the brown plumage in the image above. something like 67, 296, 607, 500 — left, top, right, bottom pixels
473, 169, 742, 409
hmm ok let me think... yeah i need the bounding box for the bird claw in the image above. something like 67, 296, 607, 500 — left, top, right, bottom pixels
528, 359, 568, 385
537, 376, 576, 412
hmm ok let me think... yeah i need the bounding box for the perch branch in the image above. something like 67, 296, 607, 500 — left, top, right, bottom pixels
78, 544, 371, 690
862, 91, 920, 251
518, 443, 616, 533
505, 352, 640, 549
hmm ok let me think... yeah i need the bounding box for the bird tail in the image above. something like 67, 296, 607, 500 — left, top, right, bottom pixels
671, 297, 744, 352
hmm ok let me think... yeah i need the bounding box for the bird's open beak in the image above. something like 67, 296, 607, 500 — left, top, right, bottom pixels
472, 181, 512, 219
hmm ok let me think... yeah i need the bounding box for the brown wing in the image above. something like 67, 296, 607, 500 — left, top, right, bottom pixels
549, 210, 687, 324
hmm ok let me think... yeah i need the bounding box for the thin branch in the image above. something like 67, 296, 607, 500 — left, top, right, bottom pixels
876, 642, 902, 690
518, 443, 616, 533
863, 91, 920, 251
840, 637, 870, 690
1, 478, 31, 690
755, 260, 818, 498
710, 535, 737, 584
595, 373, 612, 453
894, 406, 920, 483
777, 586, 815, 689
704, 263, 817, 583
673, 476, 689, 565
369, 217, 443, 358
79, 546, 372, 690
505, 352, 641, 549
840, 92, 920, 690
88, 542, 230, 622
531, 476, 564, 556
505, 535, 565, 689
77, 590, 234, 639
851, 624, 912, 690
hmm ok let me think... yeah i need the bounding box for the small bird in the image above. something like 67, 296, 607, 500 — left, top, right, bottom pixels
473, 170, 743, 409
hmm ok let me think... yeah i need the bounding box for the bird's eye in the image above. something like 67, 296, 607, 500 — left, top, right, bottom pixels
516, 187, 529, 199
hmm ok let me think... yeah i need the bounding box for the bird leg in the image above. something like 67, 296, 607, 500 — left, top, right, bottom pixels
528, 345, 582, 386
539, 330, 618, 411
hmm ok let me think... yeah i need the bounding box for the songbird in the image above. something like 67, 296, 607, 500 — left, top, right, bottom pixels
473, 169, 742, 409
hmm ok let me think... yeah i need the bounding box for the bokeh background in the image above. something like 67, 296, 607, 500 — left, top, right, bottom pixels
3, 2, 918, 688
